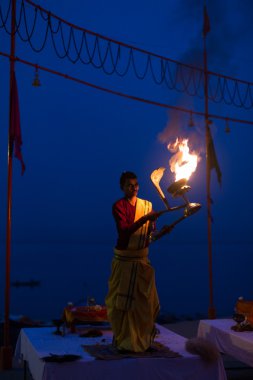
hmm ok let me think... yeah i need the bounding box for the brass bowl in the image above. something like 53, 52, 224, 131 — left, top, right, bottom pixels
167, 179, 191, 197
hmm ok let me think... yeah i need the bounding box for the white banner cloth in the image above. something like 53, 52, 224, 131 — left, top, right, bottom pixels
198, 318, 253, 367
14, 324, 227, 380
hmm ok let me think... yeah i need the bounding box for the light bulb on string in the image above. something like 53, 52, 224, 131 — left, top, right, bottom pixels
188, 111, 195, 128
32, 65, 41, 87
225, 118, 230, 133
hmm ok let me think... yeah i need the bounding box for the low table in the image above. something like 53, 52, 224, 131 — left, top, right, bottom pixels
197, 319, 253, 367
14, 324, 227, 380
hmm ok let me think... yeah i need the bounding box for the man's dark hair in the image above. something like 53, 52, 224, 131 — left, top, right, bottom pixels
120, 171, 137, 189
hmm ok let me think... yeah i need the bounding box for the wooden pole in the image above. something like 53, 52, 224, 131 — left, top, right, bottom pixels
0, 0, 17, 370
203, 10, 216, 319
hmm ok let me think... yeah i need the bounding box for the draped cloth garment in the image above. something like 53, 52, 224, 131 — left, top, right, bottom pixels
105, 198, 160, 352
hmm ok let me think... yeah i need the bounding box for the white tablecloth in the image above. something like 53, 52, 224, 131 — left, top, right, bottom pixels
14, 324, 227, 380
197, 319, 253, 367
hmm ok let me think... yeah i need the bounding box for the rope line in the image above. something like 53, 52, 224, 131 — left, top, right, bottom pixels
1, 0, 253, 109
1, 50, 252, 127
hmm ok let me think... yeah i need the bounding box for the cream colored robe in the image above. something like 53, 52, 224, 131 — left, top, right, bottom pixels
105, 198, 160, 352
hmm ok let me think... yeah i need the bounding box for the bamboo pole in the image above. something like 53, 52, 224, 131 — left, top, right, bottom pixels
0, 0, 17, 370
203, 8, 216, 319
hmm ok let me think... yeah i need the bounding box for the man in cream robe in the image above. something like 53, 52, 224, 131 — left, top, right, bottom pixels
105, 171, 160, 352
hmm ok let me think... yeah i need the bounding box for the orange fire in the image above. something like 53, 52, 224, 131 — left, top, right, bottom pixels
167, 138, 198, 182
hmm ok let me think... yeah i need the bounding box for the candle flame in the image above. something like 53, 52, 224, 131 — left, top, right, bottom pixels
168, 138, 198, 182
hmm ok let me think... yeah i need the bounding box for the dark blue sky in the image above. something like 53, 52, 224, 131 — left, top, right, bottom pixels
1, 0, 253, 317
0, 0, 252, 240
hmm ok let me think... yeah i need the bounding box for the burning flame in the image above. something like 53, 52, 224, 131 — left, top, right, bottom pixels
168, 138, 198, 182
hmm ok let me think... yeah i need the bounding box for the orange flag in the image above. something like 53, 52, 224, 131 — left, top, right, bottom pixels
10, 72, 25, 175
207, 126, 222, 185
203, 5, 211, 37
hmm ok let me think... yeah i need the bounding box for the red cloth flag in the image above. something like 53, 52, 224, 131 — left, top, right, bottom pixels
10, 72, 25, 175
207, 125, 222, 185
203, 5, 211, 37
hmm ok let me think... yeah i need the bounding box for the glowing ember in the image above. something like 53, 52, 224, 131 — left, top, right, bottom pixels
167, 138, 198, 182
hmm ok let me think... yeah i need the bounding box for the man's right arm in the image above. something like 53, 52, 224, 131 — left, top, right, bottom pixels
112, 203, 156, 235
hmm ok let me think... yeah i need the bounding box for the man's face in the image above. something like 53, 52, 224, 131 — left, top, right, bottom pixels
122, 178, 139, 198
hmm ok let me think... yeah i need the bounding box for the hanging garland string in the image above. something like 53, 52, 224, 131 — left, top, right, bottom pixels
1, 0, 253, 109
1, 49, 252, 127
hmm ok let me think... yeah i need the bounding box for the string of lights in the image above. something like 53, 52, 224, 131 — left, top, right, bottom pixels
1, 0, 253, 109
1, 50, 253, 130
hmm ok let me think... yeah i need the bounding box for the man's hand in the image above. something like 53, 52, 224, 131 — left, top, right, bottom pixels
151, 224, 175, 241
145, 211, 159, 222
160, 225, 174, 235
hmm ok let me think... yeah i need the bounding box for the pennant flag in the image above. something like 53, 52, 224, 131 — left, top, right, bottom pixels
203, 5, 211, 37
10, 72, 25, 175
207, 125, 222, 185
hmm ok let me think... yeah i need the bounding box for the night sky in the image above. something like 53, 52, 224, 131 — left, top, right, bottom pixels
1, 0, 253, 319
